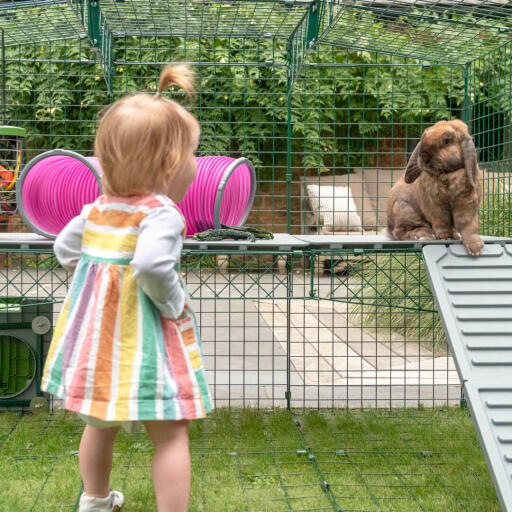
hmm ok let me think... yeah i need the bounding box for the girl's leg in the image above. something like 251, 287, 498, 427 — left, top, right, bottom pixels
79, 424, 120, 498
144, 420, 190, 512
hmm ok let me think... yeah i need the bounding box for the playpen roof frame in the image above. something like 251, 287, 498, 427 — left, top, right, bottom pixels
0, 1, 511, 65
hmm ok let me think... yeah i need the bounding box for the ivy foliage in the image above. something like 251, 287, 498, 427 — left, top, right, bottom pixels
2, 33, 509, 176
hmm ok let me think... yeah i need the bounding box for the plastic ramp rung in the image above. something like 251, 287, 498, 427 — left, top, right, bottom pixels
423, 243, 512, 512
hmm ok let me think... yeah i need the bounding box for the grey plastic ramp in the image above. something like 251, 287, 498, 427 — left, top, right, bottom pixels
423, 243, 512, 512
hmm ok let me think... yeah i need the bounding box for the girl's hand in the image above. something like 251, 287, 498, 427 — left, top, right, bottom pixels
171, 302, 188, 321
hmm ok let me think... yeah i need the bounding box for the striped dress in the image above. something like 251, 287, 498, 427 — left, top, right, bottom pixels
42, 194, 212, 421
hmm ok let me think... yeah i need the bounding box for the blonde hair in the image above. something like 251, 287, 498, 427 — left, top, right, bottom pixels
95, 63, 198, 196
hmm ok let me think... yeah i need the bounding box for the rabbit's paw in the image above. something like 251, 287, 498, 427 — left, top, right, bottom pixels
411, 229, 435, 240
434, 230, 453, 240
463, 235, 484, 256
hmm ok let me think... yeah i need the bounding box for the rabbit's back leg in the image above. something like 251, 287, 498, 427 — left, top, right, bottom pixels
395, 226, 436, 240
426, 199, 455, 240
390, 199, 435, 240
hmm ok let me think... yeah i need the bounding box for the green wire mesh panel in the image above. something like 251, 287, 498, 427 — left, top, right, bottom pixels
290, 249, 460, 408
0, 1, 87, 47
100, 0, 312, 40
182, 251, 291, 408
1, 1, 512, 234
317, 0, 512, 65
0, 246, 460, 409
0, 408, 501, 511
292, 47, 470, 234
0, 251, 68, 341
2, 0, 510, 61
2, 35, 293, 231
469, 42, 512, 236
2, 39, 108, 160
112, 35, 291, 231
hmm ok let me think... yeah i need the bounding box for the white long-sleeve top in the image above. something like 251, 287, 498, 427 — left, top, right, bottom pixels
54, 203, 186, 320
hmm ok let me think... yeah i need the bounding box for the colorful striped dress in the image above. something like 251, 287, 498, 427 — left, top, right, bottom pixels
42, 194, 212, 421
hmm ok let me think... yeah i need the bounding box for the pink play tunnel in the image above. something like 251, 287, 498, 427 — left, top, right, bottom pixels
177, 155, 255, 236
17, 150, 256, 239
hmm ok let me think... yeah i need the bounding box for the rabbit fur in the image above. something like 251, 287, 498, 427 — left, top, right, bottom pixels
387, 119, 483, 256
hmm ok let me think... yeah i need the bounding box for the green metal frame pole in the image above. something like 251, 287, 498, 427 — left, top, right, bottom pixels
462, 62, 474, 254
286, 78, 293, 234
285, 43, 294, 410
1, 29, 6, 124
105, 31, 114, 96
87, 0, 114, 96
306, 1, 320, 51
88, 0, 102, 49
463, 63, 471, 130
286, 253, 292, 410
36, 335, 42, 397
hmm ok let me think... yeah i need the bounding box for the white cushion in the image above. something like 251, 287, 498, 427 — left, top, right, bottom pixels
306, 184, 362, 231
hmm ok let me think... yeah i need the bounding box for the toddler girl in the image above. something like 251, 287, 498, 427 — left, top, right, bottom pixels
41, 63, 213, 512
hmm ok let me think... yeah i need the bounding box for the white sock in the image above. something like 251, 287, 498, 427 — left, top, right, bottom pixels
80, 492, 112, 511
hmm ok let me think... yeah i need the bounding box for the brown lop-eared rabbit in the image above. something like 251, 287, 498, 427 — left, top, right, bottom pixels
387, 119, 483, 255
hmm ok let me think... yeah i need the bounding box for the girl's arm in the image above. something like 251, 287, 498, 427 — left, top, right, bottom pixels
131, 206, 185, 320
54, 205, 92, 273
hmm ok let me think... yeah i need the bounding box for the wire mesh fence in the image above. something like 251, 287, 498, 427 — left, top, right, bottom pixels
0, 246, 486, 510
0, 0, 508, 453
0, 2, 511, 234
0, 407, 500, 511
0, 246, 463, 410
1, 41, 510, 234
469, 41, 512, 237
1, 2, 511, 508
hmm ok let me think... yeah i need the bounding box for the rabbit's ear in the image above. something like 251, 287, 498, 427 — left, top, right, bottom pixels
450, 119, 479, 189
404, 142, 421, 184
461, 135, 478, 189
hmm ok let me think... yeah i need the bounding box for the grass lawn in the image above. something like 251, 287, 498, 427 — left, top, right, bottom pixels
0, 407, 499, 511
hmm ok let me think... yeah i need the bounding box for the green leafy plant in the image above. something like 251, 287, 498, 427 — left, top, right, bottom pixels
3, 36, 469, 177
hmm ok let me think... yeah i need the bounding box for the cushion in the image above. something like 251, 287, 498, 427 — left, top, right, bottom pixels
306, 184, 362, 232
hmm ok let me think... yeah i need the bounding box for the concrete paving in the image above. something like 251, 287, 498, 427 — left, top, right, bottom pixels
2, 268, 462, 408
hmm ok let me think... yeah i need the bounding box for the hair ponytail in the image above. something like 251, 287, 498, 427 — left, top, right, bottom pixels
95, 62, 199, 197
157, 63, 196, 100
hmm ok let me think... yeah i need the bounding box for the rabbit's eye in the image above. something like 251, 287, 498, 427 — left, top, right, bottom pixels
443, 138, 452, 146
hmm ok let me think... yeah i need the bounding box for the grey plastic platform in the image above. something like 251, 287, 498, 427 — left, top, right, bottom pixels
0, 232, 55, 249
298, 234, 512, 249
182, 233, 307, 251
0, 232, 308, 252
423, 243, 512, 512
1, 232, 511, 251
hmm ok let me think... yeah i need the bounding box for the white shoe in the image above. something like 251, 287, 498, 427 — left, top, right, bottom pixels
79, 490, 124, 511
